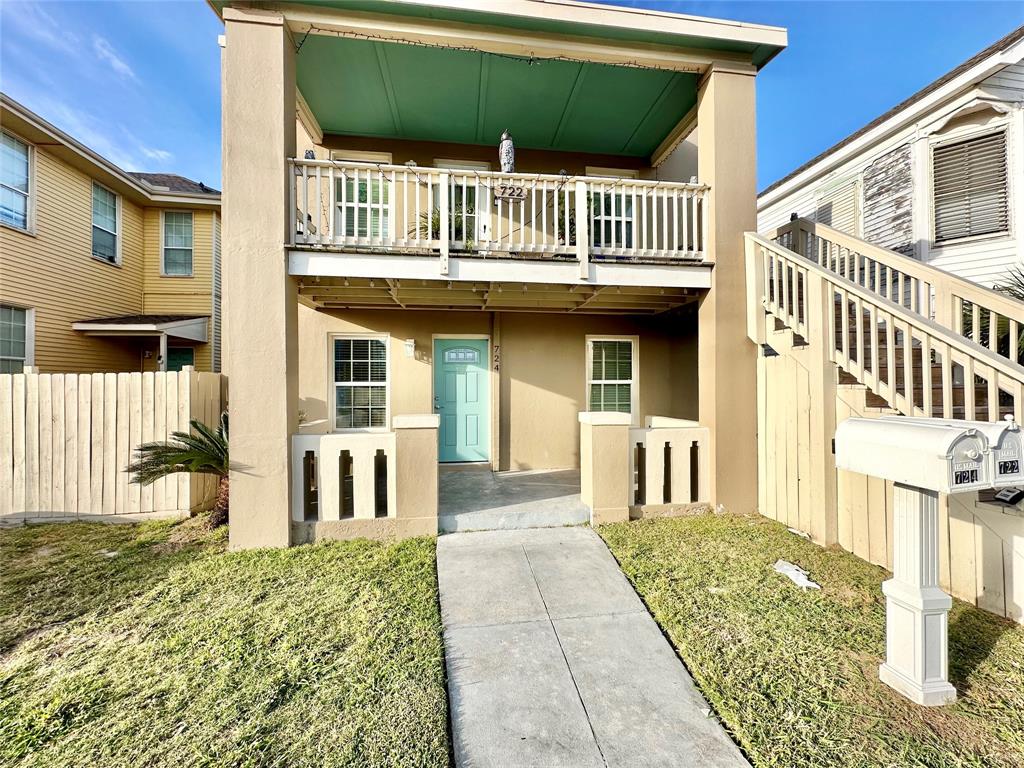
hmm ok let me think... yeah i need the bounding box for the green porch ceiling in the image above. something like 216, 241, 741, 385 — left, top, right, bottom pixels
296, 35, 698, 156
210, 1, 785, 69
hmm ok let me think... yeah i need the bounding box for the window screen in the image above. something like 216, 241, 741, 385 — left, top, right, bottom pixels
933, 132, 1008, 243
163, 211, 194, 275
1, 131, 30, 230
588, 339, 633, 414
0, 305, 27, 373
334, 337, 388, 428
92, 183, 118, 262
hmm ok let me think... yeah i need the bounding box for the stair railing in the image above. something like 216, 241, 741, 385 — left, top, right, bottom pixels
768, 218, 1024, 368
746, 231, 1024, 421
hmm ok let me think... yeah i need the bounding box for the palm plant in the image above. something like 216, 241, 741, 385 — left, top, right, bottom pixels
127, 411, 230, 527
410, 204, 474, 249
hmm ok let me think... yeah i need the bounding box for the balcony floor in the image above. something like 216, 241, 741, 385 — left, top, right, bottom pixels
439, 466, 589, 533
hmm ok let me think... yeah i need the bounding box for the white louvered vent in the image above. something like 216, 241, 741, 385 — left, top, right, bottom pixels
932, 131, 1008, 244
814, 179, 860, 236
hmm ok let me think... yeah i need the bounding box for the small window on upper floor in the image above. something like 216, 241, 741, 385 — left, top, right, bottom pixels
163, 210, 194, 276
933, 131, 1009, 244
91, 182, 119, 263
1, 130, 31, 231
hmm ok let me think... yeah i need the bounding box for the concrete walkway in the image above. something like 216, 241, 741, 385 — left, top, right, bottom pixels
437, 527, 749, 768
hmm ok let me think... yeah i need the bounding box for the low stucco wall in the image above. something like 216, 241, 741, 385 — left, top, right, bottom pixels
296, 303, 697, 471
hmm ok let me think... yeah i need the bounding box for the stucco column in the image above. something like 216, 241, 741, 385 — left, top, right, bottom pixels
579, 412, 631, 525
697, 65, 759, 514
393, 415, 440, 537
222, 7, 298, 549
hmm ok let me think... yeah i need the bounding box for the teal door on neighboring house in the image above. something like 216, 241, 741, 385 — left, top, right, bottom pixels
433, 338, 489, 463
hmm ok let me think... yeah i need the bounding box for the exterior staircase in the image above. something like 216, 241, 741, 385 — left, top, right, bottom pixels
745, 219, 1024, 622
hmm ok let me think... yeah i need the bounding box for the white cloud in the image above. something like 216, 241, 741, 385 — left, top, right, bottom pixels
92, 35, 137, 82
141, 146, 173, 163
0, 1, 80, 56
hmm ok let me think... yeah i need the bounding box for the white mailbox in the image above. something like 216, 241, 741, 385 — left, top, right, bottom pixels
886, 415, 1024, 488
834, 418, 989, 493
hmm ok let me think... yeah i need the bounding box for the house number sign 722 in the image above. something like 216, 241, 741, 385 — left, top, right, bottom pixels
494, 184, 527, 202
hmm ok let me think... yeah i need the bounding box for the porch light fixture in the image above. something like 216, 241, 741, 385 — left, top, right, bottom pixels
404, 339, 415, 358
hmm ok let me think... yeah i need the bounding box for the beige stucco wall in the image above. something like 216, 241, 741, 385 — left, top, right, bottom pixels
296, 303, 696, 470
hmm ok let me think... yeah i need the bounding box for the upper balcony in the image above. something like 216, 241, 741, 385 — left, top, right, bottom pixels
290, 158, 709, 285
217, 0, 787, 290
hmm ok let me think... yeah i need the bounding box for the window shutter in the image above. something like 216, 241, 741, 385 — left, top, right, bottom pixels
814, 179, 860, 236
932, 131, 1008, 243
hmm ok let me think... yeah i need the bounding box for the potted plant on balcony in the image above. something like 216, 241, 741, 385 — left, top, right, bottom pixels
410, 203, 476, 251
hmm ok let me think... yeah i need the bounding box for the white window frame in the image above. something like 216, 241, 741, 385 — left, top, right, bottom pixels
585, 335, 639, 423
929, 126, 1011, 247
329, 333, 391, 433
586, 167, 639, 250
1, 129, 34, 234
329, 151, 393, 242
0, 304, 34, 372
90, 180, 121, 265
161, 209, 195, 277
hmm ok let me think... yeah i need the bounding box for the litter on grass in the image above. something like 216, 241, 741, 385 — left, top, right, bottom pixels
773, 560, 820, 590
787, 527, 811, 539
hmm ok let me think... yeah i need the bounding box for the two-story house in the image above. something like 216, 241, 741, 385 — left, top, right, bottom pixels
214, 0, 787, 548
758, 25, 1024, 289
0, 94, 222, 374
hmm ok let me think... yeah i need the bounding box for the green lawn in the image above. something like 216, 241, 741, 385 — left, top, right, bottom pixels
600, 513, 1024, 768
0, 518, 449, 768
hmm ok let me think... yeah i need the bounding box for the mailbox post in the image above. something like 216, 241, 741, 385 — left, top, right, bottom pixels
834, 417, 1006, 706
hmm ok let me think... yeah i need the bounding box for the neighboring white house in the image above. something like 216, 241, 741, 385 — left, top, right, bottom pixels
758, 26, 1024, 288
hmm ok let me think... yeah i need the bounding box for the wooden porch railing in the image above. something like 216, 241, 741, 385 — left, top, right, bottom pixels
630, 417, 710, 506
771, 218, 1024, 368
291, 433, 395, 522
290, 159, 709, 275
746, 229, 1024, 421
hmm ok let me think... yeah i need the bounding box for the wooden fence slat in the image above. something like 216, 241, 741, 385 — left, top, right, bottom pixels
153, 372, 167, 512
141, 372, 155, 513
90, 373, 104, 512
164, 373, 178, 512
103, 373, 117, 514
25, 374, 39, 513
128, 373, 142, 513
51, 374, 65, 515
64, 375, 78, 515
0, 375, 12, 515
115, 373, 130, 515
38, 375, 52, 514
178, 370, 190, 510
12, 374, 26, 513
77, 376, 91, 514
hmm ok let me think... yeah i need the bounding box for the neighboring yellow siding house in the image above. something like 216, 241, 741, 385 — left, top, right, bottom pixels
0, 94, 221, 374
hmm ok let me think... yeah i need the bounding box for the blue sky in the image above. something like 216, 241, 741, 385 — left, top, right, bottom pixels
1, 1, 1022, 191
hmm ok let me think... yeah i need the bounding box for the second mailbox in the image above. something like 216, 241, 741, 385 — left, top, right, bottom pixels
886, 416, 1024, 488
835, 417, 990, 494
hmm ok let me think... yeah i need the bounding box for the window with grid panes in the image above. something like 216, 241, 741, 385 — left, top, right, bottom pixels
335, 173, 389, 239
0, 305, 27, 373
163, 211, 194, 275
334, 337, 388, 429
587, 339, 634, 414
1, 131, 30, 230
91, 182, 118, 262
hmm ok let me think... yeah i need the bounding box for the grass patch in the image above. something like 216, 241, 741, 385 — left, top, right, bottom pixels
599, 513, 1024, 768
0, 520, 449, 768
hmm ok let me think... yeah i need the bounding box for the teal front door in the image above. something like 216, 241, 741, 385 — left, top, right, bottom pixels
434, 338, 489, 462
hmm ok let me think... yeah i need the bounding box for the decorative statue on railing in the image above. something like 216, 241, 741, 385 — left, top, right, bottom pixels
499, 129, 515, 173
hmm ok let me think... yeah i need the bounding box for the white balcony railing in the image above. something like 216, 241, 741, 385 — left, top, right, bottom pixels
290, 159, 709, 273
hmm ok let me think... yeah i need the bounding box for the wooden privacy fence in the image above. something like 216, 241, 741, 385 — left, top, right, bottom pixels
746, 225, 1024, 622
0, 368, 224, 519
